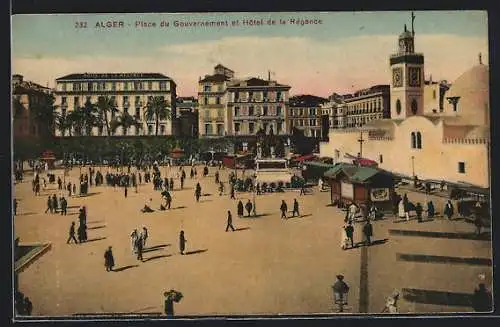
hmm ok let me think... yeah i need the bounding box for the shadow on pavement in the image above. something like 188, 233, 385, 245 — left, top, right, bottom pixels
397, 253, 492, 266
389, 229, 491, 241
143, 254, 172, 262
84, 237, 107, 243
243, 213, 270, 218
185, 249, 208, 255
199, 199, 213, 203
17, 212, 37, 216
143, 244, 171, 253
113, 264, 139, 272
350, 238, 389, 249
87, 220, 105, 224
171, 206, 186, 210
87, 225, 106, 230
202, 193, 212, 196
403, 288, 472, 307
78, 192, 101, 197
235, 227, 250, 232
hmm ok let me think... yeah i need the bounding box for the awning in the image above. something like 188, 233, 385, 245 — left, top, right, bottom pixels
354, 158, 378, 167
324, 163, 394, 184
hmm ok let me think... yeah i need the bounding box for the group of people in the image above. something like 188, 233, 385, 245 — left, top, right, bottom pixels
130, 227, 149, 261
44, 194, 68, 215
66, 206, 88, 244
341, 219, 373, 250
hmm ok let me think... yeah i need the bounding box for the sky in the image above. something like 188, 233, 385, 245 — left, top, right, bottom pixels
11, 11, 488, 97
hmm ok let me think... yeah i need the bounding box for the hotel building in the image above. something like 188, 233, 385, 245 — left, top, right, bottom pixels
227, 77, 291, 136
197, 64, 235, 137
176, 96, 199, 137
288, 94, 328, 138
54, 73, 177, 136
343, 85, 391, 128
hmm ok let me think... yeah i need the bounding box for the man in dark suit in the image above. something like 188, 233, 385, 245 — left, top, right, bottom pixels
67, 222, 78, 244
225, 210, 235, 232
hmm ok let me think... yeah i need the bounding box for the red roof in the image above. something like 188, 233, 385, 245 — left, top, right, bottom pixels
297, 154, 317, 162
354, 158, 378, 167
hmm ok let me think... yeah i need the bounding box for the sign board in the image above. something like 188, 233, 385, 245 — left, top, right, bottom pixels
370, 188, 390, 201
341, 181, 354, 199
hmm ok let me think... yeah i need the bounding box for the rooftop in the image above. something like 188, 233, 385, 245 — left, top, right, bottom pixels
228, 77, 291, 89
199, 74, 232, 83
56, 73, 173, 81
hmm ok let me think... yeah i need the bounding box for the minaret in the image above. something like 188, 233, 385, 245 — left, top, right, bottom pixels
389, 12, 425, 119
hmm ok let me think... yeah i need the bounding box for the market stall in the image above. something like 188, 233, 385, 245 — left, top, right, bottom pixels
324, 163, 396, 211
302, 161, 336, 183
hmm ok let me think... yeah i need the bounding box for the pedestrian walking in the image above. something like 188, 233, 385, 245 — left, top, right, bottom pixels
474, 213, 483, 236
280, 200, 288, 219
219, 182, 224, 196
131, 229, 139, 254
45, 196, 52, 214
225, 210, 235, 232
230, 186, 235, 200
398, 199, 407, 221
169, 178, 174, 191
135, 237, 143, 261
13, 198, 18, 216
104, 246, 115, 272
195, 183, 201, 202
348, 202, 358, 223
345, 223, 354, 249
415, 202, 423, 222
300, 185, 306, 195
245, 199, 253, 217
292, 199, 300, 217
237, 200, 244, 217
426, 201, 435, 219
140, 226, 148, 247
60, 197, 67, 215
341, 224, 349, 250
215, 171, 219, 184
77, 223, 85, 243
179, 230, 187, 255
444, 200, 454, 220
124, 186, 128, 198
67, 222, 78, 244
363, 220, 373, 245
180, 176, 184, 189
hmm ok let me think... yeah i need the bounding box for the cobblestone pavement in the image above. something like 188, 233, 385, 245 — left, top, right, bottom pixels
13, 166, 492, 316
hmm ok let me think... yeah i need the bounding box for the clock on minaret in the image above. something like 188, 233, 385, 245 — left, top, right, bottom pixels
392, 68, 403, 87
408, 67, 421, 87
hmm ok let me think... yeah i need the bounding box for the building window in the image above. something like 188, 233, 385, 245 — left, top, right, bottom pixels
217, 124, 224, 136
249, 122, 255, 134
396, 99, 402, 115
160, 82, 167, 90
234, 107, 240, 116
411, 99, 418, 115
411, 132, 416, 148
216, 97, 220, 105
379, 154, 383, 163
148, 125, 153, 135
148, 81, 152, 90
135, 107, 140, 119
160, 125, 165, 135
416, 132, 422, 149
61, 97, 67, 105
72, 83, 80, 91
263, 91, 268, 100
277, 122, 282, 132
277, 106, 282, 116
234, 92, 239, 101
249, 106, 254, 116
112, 82, 116, 91
204, 85, 211, 92
74, 97, 79, 108
433, 89, 436, 99
61, 108, 67, 116
205, 124, 212, 135
87, 82, 92, 91
124, 82, 129, 91
204, 97, 209, 105
249, 91, 253, 100
458, 162, 465, 174
277, 91, 282, 101
234, 123, 240, 133
263, 106, 268, 116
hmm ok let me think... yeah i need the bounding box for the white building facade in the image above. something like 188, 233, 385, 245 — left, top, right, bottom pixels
54, 73, 177, 136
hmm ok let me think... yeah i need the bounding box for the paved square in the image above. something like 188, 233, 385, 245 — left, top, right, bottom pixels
14, 165, 492, 316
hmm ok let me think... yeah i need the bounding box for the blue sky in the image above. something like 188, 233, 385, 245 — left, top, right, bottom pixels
12, 11, 488, 96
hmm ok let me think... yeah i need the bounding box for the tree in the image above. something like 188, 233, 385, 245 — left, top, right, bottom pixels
30, 93, 58, 137
55, 112, 73, 137
80, 100, 99, 136
144, 96, 171, 136
96, 96, 118, 136
110, 112, 142, 136
67, 107, 85, 136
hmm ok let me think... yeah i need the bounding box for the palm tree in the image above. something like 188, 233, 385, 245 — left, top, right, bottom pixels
55, 112, 73, 137
96, 96, 118, 136
110, 112, 142, 136
80, 100, 99, 136
67, 107, 85, 136
144, 96, 171, 136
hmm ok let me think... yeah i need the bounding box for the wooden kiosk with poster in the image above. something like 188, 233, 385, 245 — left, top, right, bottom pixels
323, 163, 396, 211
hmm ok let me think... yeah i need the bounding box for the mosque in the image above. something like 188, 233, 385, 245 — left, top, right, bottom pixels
319, 15, 490, 190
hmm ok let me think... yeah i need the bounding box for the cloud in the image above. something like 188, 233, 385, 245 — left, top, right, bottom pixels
12, 34, 488, 97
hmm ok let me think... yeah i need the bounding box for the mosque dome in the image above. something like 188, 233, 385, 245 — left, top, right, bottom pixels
444, 63, 489, 126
